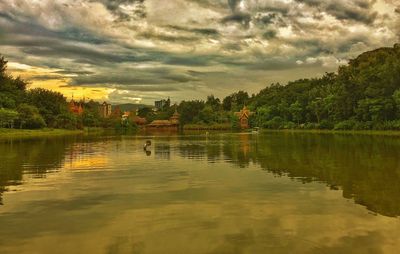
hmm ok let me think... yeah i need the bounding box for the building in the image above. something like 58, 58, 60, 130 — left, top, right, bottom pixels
100, 101, 112, 118
235, 106, 253, 129
69, 99, 83, 115
147, 109, 180, 130
154, 97, 171, 111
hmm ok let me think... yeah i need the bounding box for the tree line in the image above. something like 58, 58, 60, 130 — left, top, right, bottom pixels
0, 56, 131, 130
146, 44, 400, 130
1, 43, 400, 131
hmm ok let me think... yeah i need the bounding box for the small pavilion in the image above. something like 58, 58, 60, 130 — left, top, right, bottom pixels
234, 106, 253, 129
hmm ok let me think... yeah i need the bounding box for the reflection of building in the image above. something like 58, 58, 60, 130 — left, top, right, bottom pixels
235, 106, 253, 129
100, 101, 112, 118
155, 97, 171, 111
147, 109, 180, 130
69, 99, 83, 115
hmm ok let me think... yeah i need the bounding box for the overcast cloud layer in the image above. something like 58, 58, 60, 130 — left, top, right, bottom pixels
0, 0, 399, 104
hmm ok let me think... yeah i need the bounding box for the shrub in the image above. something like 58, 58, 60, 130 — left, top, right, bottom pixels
282, 121, 296, 129
263, 116, 284, 129
334, 120, 357, 130
55, 112, 77, 129
304, 122, 318, 129
319, 120, 334, 130
16, 104, 46, 129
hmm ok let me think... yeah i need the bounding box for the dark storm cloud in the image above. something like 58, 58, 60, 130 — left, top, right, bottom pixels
221, 12, 252, 26
0, 0, 398, 103
167, 25, 220, 37
295, 0, 378, 24
325, 3, 377, 24
90, 0, 146, 21
262, 30, 277, 40
55, 70, 95, 75
70, 68, 199, 86
0, 12, 109, 46
139, 31, 200, 43
228, 0, 241, 11
245, 59, 299, 71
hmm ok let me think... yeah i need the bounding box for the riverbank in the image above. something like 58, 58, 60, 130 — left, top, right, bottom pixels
261, 129, 400, 136
0, 128, 85, 139
183, 123, 231, 130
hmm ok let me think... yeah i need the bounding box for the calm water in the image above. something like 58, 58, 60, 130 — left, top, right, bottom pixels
0, 132, 399, 254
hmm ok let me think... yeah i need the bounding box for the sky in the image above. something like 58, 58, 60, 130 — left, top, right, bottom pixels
0, 0, 399, 104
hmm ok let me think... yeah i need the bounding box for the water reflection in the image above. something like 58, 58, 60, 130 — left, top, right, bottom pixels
0, 138, 74, 204
176, 133, 400, 217
0, 133, 399, 253
1, 133, 400, 217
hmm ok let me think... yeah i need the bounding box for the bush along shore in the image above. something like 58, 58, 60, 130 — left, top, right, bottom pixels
0, 128, 84, 139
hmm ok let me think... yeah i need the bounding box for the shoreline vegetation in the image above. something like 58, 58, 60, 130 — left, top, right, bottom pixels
2, 127, 400, 140
1, 44, 400, 133
261, 129, 400, 136
0, 127, 108, 140
0, 128, 84, 139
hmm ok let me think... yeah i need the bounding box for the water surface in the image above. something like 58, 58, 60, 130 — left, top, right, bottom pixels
0, 132, 399, 253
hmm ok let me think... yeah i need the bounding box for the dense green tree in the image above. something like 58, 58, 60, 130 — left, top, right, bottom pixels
26, 88, 67, 127
289, 101, 302, 125
16, 104, 46, 129
178, 100, 205, 125
0, 108, 18, 128
55, 112, 77, 130
206, 95, 221, 111
137, 107, 154, 119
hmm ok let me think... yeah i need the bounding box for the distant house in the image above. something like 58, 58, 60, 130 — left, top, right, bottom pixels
69, 99, 83, 115
100, 101, 112, 118
147, 109, 180, 130
154, 97, 171, 111
235, 106, 253, 129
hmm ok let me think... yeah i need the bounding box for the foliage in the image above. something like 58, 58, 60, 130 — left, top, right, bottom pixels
16, 104, 46, 129
0, 108, 18, 128
26, 88, 68, 127
2, 44, 400, 131
247, 44, 400, 130
230, 114, 240, 130
55, 112, 77, 130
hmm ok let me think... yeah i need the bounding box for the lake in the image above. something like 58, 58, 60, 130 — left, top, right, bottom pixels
0, 132, 399, 254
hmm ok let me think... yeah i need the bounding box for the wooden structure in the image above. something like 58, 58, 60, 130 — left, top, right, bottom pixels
147, 109, 180, 130
235, 106, 253, 129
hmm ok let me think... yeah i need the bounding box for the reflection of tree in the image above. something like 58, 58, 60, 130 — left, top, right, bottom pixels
154, 143, 171, 160
0, 138, 72, 205
250, 134, 400, 217
180, 133, 400, 217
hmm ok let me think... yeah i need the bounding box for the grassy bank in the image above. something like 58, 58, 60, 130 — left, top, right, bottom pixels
0, 128, 84, 139
183, 123, 231, 130
261, 129, 400, 136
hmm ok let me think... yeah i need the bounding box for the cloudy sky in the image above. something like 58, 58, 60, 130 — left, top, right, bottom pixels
0, 0, 399, 104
